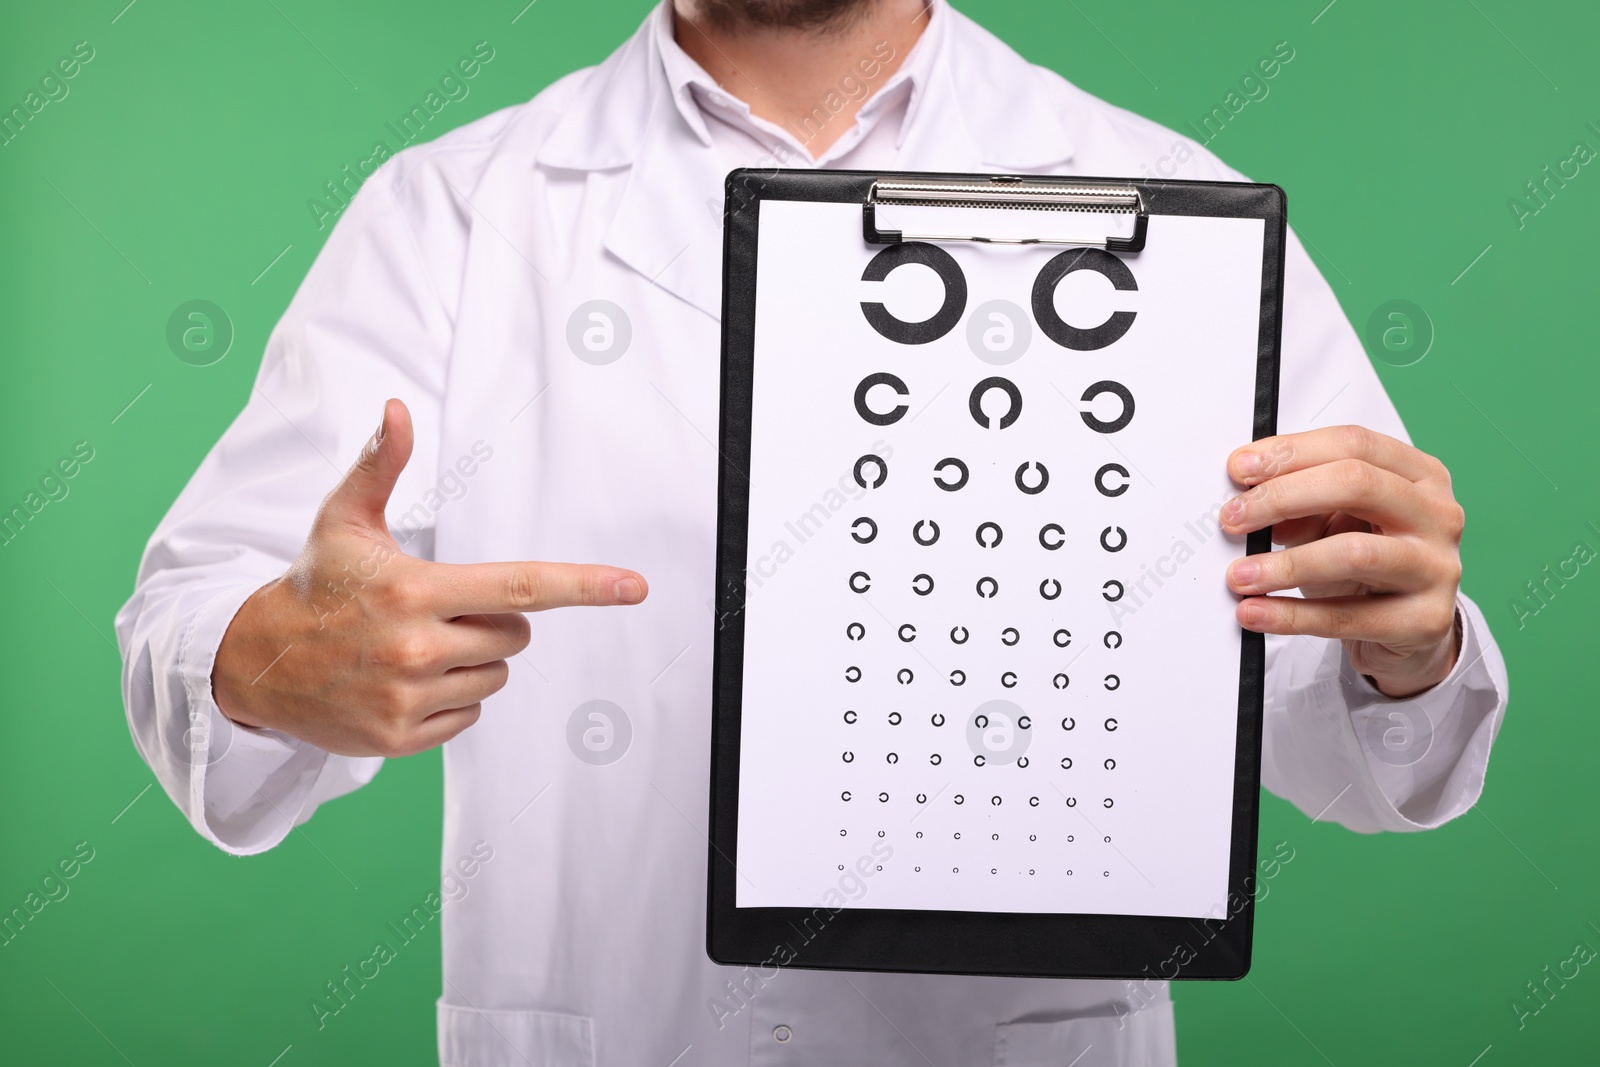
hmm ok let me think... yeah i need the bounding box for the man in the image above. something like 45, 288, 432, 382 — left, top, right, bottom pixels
117, 1, 1508, 1063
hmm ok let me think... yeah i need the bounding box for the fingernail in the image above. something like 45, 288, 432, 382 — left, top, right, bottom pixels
1231, 559, 1259, 586
375, 408, 387, 443
613, 577, 643, 604
1239, 599, 1266, 628
1234, 451, 1260, 479
1221, 496, 1246, 525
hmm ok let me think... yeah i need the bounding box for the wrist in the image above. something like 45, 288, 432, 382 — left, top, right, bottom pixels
210, 580, 284, 730
1366, 608, 1463, 699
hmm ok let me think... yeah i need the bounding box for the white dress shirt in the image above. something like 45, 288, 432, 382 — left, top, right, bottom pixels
115, 3, 1508, 1064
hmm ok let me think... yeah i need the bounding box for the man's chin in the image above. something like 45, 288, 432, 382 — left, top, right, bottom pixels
681, 0, 880, 34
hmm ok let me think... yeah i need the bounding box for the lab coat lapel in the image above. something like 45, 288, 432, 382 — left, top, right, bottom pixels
901, 6, 1076, 173
535, 10, 726, 322
601, 88, 728, 323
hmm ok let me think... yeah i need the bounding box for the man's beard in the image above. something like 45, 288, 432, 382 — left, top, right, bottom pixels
686, 0, 882, 34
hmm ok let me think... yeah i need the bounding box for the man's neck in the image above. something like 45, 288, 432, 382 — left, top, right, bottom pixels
672, 0, 931, 159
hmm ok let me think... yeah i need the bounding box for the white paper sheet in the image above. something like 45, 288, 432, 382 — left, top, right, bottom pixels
734, 200, 1265, 918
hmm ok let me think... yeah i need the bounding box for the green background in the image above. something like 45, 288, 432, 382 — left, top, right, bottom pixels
1, 0, 1594, 1063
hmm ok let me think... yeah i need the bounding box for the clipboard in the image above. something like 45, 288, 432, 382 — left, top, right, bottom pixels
707, 170, 1285, 980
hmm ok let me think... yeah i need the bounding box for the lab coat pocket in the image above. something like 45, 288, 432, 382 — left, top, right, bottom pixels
437, 1002, 595, 1067
993, 1000, 1175, 1067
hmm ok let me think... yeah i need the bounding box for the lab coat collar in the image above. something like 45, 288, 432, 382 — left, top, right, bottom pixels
535, 1, 1076, 321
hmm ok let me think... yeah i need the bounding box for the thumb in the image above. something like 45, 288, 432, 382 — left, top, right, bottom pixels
320, 398, 413, 532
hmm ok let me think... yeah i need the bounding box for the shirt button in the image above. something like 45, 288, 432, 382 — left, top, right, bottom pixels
772, 1024, 793, 1043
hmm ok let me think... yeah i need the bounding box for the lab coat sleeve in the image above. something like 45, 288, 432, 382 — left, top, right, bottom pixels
1257, 229, 1510, 832
114, 161, 455, 856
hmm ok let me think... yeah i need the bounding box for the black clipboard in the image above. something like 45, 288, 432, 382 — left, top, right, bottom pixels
707, 170, 1284, 980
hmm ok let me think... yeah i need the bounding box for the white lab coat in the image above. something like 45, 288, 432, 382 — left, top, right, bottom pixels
116, 4, 1508, 1064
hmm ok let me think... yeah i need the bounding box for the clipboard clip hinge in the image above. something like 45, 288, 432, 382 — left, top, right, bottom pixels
863, 177, 1148, 253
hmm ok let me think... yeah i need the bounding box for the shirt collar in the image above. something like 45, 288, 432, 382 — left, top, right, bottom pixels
652, 0, 948, 162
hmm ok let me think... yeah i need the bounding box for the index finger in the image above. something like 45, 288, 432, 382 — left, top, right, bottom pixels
425, 560, 648, 616
1229, 426, 1445, 486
